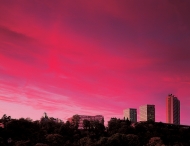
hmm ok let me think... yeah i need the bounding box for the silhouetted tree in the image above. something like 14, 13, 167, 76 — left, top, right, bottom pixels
96, 137, 108, 146
46, 134, 64, 146
1, 114, 11, 125
35, 143, 48, 146
0, 137, 5, 146
83, 119, 90, 130
71, 115, 80, 129
125, 117, 131, 126
125, 134, 140, 146
79, 137, 94, 146
15, 140, 31, 146
147, 137, 164, 146
0, 116, 189, 145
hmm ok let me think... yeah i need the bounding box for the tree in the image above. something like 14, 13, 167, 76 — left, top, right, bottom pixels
1, 114, 11, 124
15, 140, 30, 146
147, 137, 164, 146
92, 120, 105, 136
106, 133, 140, 146
125, 134, 140, 146
79, 137, 93, 146
96, 137, 108, 146
59, 122, 74, 141
125, 117, 131, 126
0, 137, 5, 146
71, 115, 80, 129
6, 119, 31, 140
46, 134, 65, 146
83, 119, 90, 130
35, 143, 48, 146
108, 118, 121, 135
107, 133, 122, 146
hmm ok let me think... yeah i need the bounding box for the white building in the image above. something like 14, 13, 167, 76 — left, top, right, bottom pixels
123, 108, 137, 122
140, 104, 155, 122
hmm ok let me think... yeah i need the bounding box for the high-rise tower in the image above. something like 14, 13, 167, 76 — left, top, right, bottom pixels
166, 94, 180, 125
139, 105, 155, 122
123, 108, 137, 122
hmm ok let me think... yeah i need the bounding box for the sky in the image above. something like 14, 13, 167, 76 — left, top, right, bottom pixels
0, 0, 190, 125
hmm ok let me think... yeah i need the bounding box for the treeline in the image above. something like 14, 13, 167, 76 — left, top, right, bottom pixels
0, 114, 190, 146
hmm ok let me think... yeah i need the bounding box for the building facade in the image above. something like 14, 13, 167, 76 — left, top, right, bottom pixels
123, 108, 137, 122
140, 104, 155, 122
166, 94, 180, 125
67, 115, 104, 129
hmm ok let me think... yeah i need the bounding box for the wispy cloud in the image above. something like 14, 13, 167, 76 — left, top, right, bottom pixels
0, 0, 190, 124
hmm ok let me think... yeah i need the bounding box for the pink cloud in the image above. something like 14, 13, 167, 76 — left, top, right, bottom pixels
0, 0, 190, 125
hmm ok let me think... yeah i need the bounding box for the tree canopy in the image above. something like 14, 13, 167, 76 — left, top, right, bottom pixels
0, 114, 189, 146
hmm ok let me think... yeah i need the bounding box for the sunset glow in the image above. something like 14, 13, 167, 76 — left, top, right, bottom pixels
0, 0, 190, 125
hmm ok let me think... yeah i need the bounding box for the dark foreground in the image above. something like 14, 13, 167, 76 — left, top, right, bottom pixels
0, 115, 190, 146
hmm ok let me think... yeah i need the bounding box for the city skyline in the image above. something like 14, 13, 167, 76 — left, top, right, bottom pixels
0, 0, 190, 125
0, 95, 181, 125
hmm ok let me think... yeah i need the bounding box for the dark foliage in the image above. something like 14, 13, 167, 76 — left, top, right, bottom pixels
0, 115, 190, 146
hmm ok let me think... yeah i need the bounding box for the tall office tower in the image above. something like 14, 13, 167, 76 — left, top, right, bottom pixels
123, 108, 137, 122
140, 105, 155, 122
166, 94, 180, 125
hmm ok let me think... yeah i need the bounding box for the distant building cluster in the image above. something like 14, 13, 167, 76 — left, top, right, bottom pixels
123, 94, 180, 125
0, 93, 181, 132
64, 94, 180, 129
123, 105, 155, 123
68, 115, 104, 129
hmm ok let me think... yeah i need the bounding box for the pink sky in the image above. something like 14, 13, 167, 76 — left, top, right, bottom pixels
0, 0, 190, 125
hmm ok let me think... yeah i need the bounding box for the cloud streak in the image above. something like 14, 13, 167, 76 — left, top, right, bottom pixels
0, 0, 190, 124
